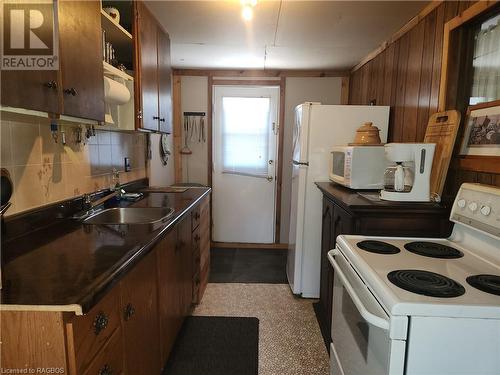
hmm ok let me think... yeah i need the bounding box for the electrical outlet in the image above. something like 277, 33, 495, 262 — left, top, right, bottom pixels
124, 157, 131, 172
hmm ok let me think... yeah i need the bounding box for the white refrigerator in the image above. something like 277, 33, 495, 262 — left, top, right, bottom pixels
287, 103, 390, 298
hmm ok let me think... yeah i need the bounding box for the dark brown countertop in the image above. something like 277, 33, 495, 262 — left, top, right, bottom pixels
315, 181, 450, 214
0, 187, 210, 314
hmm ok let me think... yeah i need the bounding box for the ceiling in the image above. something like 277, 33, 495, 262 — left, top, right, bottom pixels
145, 1, 428, 71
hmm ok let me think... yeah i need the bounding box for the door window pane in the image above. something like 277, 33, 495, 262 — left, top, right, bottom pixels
470, 14, 500, 105
221, 96, 270, 177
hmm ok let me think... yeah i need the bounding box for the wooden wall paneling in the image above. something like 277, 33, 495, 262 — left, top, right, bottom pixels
429, 3, 447, 115
416, 9, 438, 141
367, 54, 379, 104
392, 33, 410, 142
276, 77, 286, 242
173, 75, 182, 183
341, 76, 350, 105
402, 20, 426, 142
375, 51, 386, 106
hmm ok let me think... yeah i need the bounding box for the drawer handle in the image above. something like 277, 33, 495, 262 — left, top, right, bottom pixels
44, 80, 58, 90
194, 212, 200, 220
64, 87, 77, 96
124, 303, 135, 321
93, 311, 109, 335
194, 234, 200, 242
98, 364, 113, 375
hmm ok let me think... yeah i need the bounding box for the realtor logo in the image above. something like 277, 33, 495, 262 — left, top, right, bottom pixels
1, 1, 58, 70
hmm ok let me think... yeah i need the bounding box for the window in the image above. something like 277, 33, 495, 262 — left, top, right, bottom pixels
469, 13, 500, 105
221, 96, 271, 177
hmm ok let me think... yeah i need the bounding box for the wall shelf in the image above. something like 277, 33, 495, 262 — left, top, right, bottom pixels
101, 9, 133, 67
103, 61, 134, 81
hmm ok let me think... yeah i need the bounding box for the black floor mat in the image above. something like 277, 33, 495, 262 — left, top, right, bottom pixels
163, 316, 259, 375
210, 248, 287, 283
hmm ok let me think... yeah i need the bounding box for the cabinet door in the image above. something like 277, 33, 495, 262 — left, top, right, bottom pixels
157, 229, 183, 367
178, 216, 193, 316
157, 28, 172, 134
120, 251, 160, 375
319, 198, 334, 327
134, 1, 159, 131
58, 0, 104, 121
0, 1, 59, 113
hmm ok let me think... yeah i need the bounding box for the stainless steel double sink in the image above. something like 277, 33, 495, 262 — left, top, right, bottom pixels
84, 207, 175, 225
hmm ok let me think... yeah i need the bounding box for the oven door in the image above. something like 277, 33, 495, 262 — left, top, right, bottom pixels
328, 249, 406, 375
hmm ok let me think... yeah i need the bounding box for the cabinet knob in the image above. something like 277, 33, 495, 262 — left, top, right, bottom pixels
153, 116, 160, 120
44, 80, 58, 90
64, 87, 77, 96
93, 311, 109, 335
194, 212, 200, 220
124, 303, 135, 321
136, 110, 143, 119
159, 118, 166, 122
98, 364, 113, 375
194, 234, 200, 242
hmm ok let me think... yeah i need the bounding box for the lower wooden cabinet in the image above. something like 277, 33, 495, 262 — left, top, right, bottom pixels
120, 251, 160, 375
0, 195, 211, 374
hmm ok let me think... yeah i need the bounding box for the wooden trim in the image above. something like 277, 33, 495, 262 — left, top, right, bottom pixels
211, 242, 288, 250
173, 68, 349, 78
207, 75, 213, 188
351, 1, 443, 73
455, 156, 500, 174
341, 76, 350, 105
211, 79, 281, 86
438, 1, 498, 111
468, 99, 500, 111
172, 75, 182, 183
275, 76, 286, 243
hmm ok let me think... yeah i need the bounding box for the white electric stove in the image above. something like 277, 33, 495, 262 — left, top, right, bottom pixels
328, 183, 500, 375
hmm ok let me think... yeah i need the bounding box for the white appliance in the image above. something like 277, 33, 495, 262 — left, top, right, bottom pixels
380, 143, 436, 202
329, 145, 386, 189
287, 103, 390, 297
329, 183, 500, 375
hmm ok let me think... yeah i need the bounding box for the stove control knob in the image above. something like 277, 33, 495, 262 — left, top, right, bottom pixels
480, 205, 491, 216
457, 199, 466, 208
468, 202, 478, 212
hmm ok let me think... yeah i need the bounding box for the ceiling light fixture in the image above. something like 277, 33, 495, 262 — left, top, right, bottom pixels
241, 0, 257, 21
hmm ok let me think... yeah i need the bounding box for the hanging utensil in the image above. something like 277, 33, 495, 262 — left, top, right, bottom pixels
180, 115, 192, 155
201, 116, 206, 143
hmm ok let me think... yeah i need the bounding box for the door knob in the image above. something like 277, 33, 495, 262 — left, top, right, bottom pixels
266, 176, 273, 182
268, 160, 274, 165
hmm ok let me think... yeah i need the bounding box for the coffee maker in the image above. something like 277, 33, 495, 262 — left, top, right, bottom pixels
380, 143, 436, 202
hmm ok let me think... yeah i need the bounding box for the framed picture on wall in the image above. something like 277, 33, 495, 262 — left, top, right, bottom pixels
460, 100, 500, 156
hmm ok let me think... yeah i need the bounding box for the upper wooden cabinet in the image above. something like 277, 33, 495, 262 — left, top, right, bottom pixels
0, 1, 105, 122
58, 0, 104, 121
134, 1, 172, 133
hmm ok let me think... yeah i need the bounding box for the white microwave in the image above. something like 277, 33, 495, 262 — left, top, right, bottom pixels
329, 146, 386, 190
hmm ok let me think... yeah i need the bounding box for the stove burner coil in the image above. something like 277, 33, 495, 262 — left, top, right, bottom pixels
404, 242, 463, 259
466, 274, 500, 296
357, 240, 400, 254
387, 269, 465, 298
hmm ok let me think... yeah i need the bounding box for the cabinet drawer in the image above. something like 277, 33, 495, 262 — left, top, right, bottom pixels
68, 287, 121, 373
83, 328, 124, 375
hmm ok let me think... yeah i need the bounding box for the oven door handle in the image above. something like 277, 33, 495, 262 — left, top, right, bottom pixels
328, 250, 390, 331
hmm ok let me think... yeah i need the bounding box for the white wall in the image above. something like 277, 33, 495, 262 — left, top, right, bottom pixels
149, 133, 175, 186
181, 76, 209, 185
280, 77, 342, 242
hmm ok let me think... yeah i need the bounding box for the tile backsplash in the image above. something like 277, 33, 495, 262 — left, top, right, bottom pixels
0, 118, 147, 216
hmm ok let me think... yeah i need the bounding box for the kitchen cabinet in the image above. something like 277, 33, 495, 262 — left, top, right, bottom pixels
120, 250, 160, 375
134, 1, 172, 133
58, 0, 104, 121
315, 182, 453, 349
0, 0, 104, 121
192, 195, 210, 304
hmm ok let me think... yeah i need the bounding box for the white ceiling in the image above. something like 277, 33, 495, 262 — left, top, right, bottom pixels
146, 1, 428, 70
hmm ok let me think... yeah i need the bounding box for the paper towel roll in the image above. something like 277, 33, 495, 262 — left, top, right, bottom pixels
104, 76, 130, 105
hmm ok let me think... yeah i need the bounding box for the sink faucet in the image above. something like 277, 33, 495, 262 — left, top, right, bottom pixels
82, 191, 120, 211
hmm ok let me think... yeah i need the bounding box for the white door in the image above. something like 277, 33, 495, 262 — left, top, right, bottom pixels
213, 85, 279, 243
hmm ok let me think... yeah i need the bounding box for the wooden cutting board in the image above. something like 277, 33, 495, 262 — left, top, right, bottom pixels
424, 110, 461, 200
